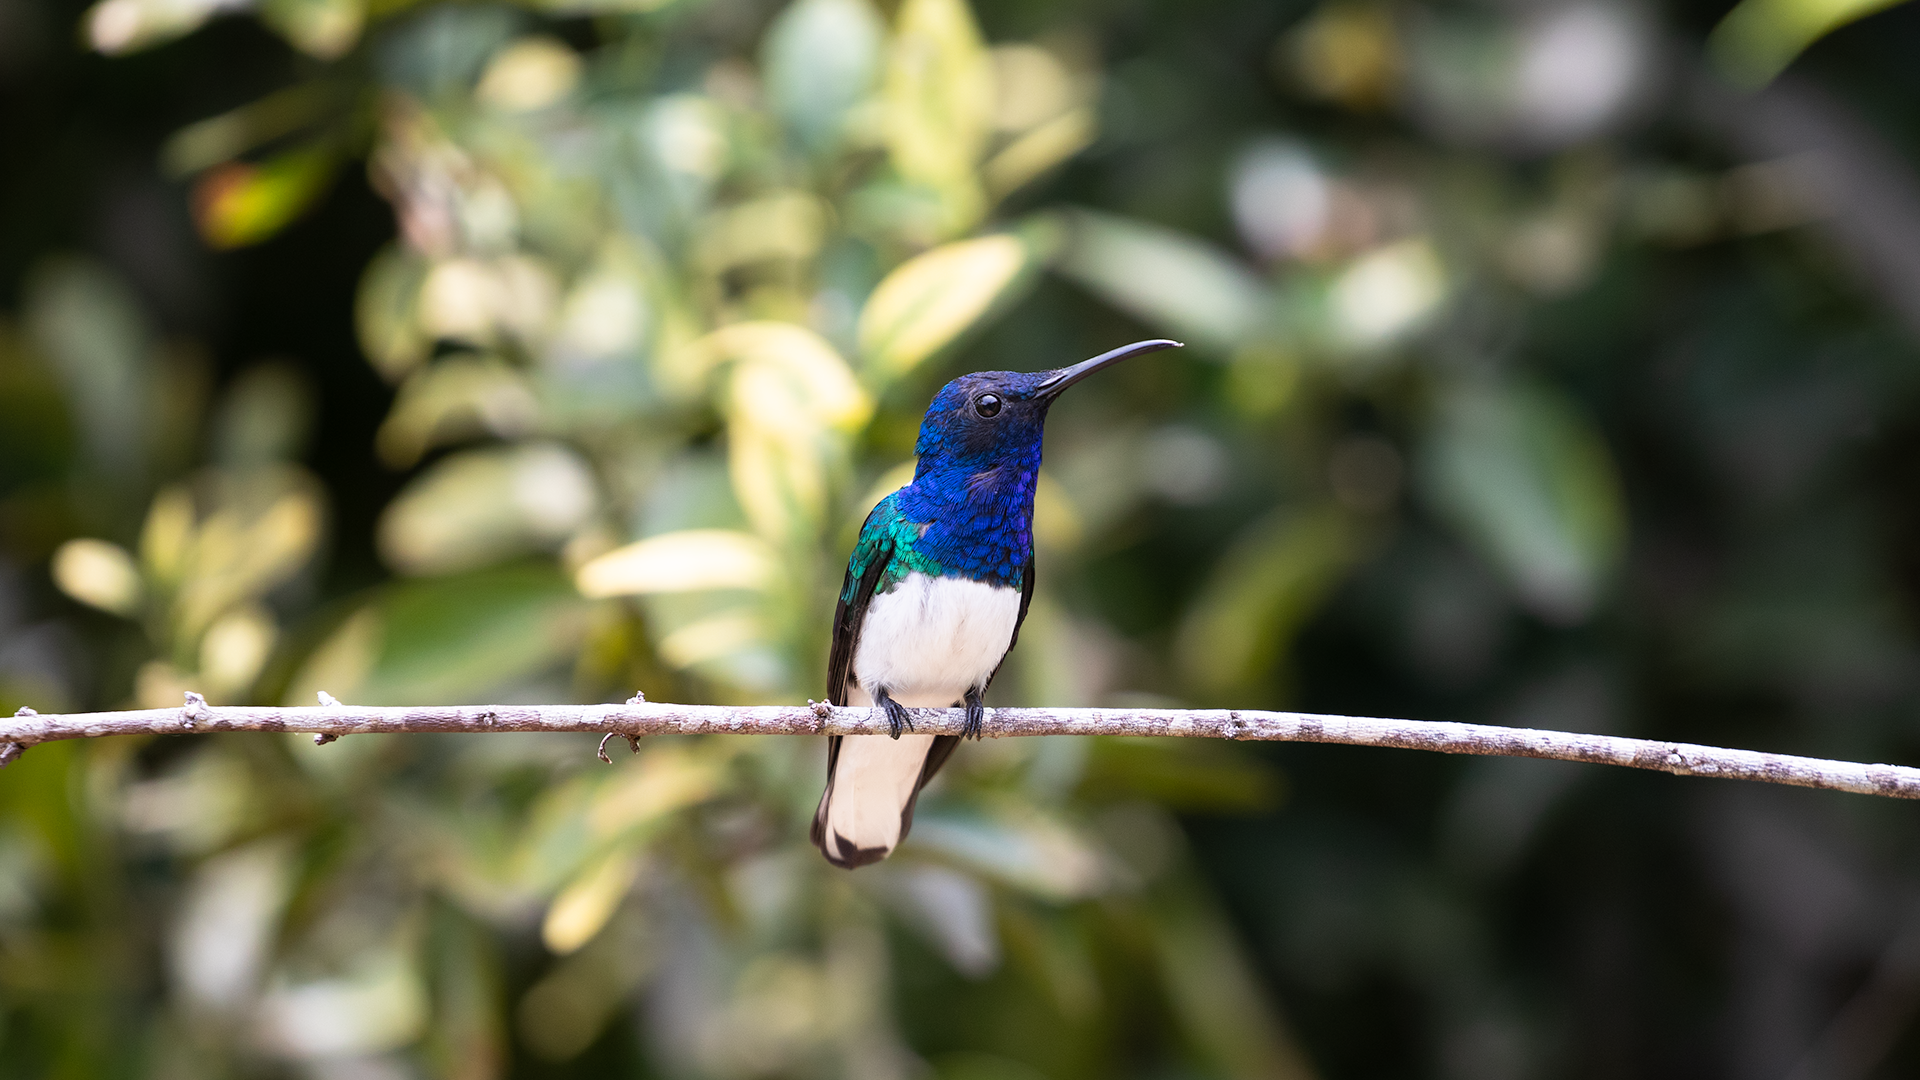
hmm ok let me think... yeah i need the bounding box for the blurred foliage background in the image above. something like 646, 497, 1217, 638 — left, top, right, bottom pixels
6, 0, 1920, 1075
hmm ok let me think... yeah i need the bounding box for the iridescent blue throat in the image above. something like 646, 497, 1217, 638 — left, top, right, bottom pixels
890, 443, 1040, 590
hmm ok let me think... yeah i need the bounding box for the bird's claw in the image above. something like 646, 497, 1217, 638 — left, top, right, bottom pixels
962, 690, 985, 740
877, 691, 913, 739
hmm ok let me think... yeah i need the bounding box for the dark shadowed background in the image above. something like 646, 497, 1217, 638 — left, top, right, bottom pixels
5, 0, 1920, 1076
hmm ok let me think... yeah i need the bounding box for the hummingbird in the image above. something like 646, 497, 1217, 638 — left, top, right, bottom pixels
811, 338, 1182, 868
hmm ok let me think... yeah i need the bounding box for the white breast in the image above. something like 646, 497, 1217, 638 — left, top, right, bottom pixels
851, 572, 1022, 707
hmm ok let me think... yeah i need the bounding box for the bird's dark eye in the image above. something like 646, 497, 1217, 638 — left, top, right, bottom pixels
974, 394, 1002, 418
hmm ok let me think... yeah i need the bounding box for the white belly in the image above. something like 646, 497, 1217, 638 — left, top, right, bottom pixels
851, 572, 1022, 707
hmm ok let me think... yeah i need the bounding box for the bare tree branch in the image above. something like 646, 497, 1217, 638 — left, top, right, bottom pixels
5, 696, 1920, 800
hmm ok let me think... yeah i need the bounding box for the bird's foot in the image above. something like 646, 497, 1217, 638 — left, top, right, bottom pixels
962, 689, 986, 740
876, 690, 913, 739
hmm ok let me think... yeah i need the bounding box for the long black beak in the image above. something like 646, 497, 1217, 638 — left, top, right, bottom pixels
1035, 339, 1182, 401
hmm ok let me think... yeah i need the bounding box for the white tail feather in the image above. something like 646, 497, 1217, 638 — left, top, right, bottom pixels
815, 684, 950, 866
819, 734, 938, 864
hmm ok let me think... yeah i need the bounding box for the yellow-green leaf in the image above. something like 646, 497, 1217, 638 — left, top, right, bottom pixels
355, 246, 431, 383
199, 605, 277, 698
475, 36, 581, 112
1709, 0, 1911, 87
1175, 506, 1355, 696
1418, 381, 1625, 623
257, 0, 364, 60
983, 106, 1097, 200
1327, 238, 1446, 347
375, 356, 541, 469
1148, 877, 1319, 1080
191, 146, 336, 250
729, 374, 832, 542
694, 192, 830, 274
857, 234, 1028, 379
588, 743, 724, 838
680, 322, 871, 542
170, 469, 326, 642
693, 321, 872, 428
85, 0, 228, 54
378, 443, 597, 576
542, 849, 639, 954
51, 539, 143, 617
655, 611, 767, 668
884, 0, 993, 233
140, 485, 196, 585
575, 529, 778, 597
161, 83, 332, 178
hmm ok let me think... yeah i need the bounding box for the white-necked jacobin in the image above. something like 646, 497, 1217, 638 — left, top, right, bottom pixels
811, 338, 1182, 868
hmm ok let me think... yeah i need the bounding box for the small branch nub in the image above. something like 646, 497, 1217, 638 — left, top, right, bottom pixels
597, 731, 642, 764
314, 691, 342, 744
1, 708, 33, 767
181, 692, 211, 729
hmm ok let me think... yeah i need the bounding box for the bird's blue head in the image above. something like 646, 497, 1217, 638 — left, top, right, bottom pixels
893, 339, 1180, 586
911, 339, 1183, 481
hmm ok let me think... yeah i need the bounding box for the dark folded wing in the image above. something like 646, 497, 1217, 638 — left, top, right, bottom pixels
826, 530, 894, 708
813, 510, 896, 857
985, 551, 1036, 691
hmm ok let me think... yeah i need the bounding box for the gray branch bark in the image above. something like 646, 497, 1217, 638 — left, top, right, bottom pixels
4, 695, 1920, 800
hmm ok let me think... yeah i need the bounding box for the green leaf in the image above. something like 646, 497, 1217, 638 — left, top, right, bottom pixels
214, 362, 315, 467
355, 246, 432, 383
161, 83, 333, 178
23, 256, 154, 474
1175, 507, 1355, 696
634, 94, 731, 227
374, 356, 539, 469
515, 741, 726, 894
763, 0, 885, 152
84, 0, 228, 55
286, 563, 593, 706
257, 0, 364, 60
377, 443, 599, 576
1057, 210, 1271, 353
255, 950, 429, 1058
1147, 876, 1318, 1080
910, 808, 1109, 901
1418, 381, 1625, 623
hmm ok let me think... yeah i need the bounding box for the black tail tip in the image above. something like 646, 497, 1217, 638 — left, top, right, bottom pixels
817, 832, 892, 869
